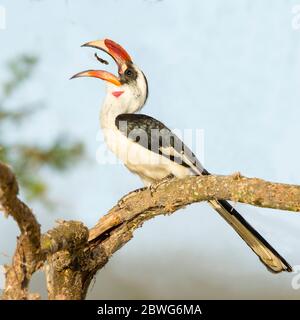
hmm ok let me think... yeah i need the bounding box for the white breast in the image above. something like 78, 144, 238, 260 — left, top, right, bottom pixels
102, 126, 192, 186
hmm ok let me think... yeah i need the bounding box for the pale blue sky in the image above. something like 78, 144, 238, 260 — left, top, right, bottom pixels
1, 0, 300, 298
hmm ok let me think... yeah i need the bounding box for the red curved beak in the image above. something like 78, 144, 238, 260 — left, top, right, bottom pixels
70, 69, 122, 86
70, 39, 132, 86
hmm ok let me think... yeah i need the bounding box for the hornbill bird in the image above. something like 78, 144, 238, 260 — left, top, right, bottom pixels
71, 38, 292, 273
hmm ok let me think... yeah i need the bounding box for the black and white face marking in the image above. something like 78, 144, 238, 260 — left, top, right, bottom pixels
120, 64, 149, 104
121, 65, 138, 84
105, 63, 148, 113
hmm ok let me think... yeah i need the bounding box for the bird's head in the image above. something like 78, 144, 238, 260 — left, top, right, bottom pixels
71, 39, 148, 113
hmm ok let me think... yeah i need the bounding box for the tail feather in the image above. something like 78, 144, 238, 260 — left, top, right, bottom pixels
209, 199, 292, 273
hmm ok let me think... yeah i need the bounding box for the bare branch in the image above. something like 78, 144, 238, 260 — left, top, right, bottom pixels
1, 164, 299, 300
0, 162, 42, 300
89, 173, 300, 242
86, 173, 300, 276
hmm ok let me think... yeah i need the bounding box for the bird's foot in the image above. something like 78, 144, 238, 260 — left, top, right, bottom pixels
117, 187, 147, 208
149, 174, 175, 196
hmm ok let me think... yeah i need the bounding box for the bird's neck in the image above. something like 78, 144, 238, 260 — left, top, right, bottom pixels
100, 96, 123, 130
100, 89, 145, 129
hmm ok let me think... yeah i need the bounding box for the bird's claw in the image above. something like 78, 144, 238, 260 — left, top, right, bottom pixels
117, 187, 147, 207
149, 174, 175, 196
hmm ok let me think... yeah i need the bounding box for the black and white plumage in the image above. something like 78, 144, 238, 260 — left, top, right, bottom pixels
115, 114, 204, 175
72, 38, 292, 273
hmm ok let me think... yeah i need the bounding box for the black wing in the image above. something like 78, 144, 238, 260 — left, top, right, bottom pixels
115, 113, 207, 175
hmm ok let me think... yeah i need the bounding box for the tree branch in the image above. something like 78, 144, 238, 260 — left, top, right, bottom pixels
1, 163, 299, 300
86, 173, 300, 279
42, 221, 89, 300
0, 162, 42, 300
89, 173, 300, 241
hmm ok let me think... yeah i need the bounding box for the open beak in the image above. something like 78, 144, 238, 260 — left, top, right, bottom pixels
70, 39, 132, 86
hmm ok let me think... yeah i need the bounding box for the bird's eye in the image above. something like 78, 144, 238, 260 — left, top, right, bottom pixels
125, 69, 133, 77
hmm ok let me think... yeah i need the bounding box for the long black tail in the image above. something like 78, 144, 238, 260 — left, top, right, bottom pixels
208, 198, 292, 272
